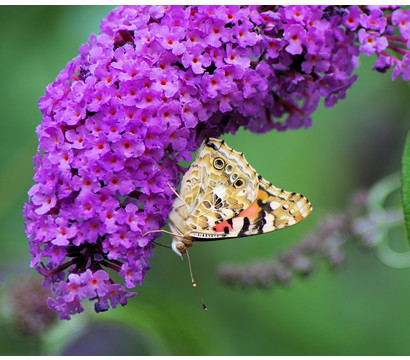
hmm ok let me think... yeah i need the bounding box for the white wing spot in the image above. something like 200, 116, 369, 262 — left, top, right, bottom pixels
270, 201, 280, 210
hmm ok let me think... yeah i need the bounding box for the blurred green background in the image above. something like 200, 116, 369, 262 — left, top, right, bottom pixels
0, 5, 409, 356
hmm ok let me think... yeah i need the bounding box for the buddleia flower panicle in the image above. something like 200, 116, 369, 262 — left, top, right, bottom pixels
5, 276, 58, 336
24, 5, 410, 319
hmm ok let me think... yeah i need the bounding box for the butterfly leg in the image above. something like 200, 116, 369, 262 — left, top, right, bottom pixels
152, 241, 171, 249
167, 182, 189, 207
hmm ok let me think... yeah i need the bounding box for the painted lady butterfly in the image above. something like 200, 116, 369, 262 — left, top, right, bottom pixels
167, 138, 312, 259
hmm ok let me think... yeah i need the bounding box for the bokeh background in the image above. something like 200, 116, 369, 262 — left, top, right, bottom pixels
0, 5, 409, 356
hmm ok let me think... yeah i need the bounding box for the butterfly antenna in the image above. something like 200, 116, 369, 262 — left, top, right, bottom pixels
186, 250, 207, 311
167, 182, 188, 207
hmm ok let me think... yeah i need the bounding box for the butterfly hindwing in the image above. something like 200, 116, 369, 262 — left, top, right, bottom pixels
191, 175, 312, 239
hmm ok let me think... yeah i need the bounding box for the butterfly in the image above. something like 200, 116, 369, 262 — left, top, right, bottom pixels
166, 138, 312, 259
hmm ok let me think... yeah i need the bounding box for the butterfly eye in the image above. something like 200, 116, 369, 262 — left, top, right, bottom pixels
225, 164, 233, 173
233, 178, 244, 188
176, 242, 185, 251
213, 158, 225, 170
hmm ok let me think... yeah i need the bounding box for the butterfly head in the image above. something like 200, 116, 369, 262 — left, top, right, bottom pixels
171, 240, 187, 260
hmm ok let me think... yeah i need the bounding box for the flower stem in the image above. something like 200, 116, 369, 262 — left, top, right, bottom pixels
388, 44, 409, 56
386, 35, 406, 43
101, 260, 122, 272
381, 50, 401, 64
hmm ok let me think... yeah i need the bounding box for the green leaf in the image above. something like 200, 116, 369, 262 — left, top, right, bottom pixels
401, 129, 410, 245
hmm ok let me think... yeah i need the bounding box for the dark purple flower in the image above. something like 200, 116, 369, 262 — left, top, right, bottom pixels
359, 9, 387, 33
358, 29, 388, 56
392, 9, 410, 47
182, 44, 212, 74
284, 24, 307, 55
342, 6, 363, 31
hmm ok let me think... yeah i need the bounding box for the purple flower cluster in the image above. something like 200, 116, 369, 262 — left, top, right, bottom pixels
24, 5, 410, 319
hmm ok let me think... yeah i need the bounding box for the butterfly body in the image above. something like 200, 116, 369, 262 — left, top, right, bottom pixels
168, 138, 312, 259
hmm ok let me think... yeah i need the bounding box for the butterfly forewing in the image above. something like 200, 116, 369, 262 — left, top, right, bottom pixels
176, 139, 259, 233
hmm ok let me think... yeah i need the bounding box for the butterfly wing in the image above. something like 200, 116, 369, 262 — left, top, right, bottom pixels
192, 176, 312, 239
169, 137, 312, 243
173, 138, 260, 235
